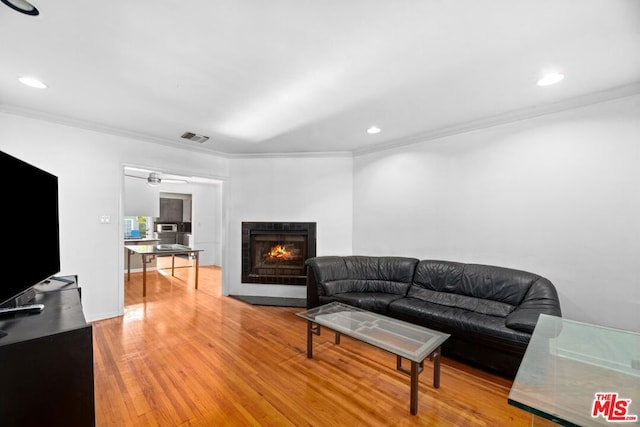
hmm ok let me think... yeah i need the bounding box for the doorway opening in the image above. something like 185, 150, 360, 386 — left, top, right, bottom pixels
122, 166, 223, 309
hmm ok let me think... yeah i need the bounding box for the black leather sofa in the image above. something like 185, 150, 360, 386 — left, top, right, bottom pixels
305, 256, 562, 378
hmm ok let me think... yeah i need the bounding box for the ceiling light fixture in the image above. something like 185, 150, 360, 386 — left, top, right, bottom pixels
367, 126, 381, 134
124, 170, 188, 186
18, 76, 47, 89
147, 173, 162, 186
1, 0, 39, 15
537, 72, 564, 87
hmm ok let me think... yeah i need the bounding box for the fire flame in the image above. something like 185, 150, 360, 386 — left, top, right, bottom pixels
264, 244, 293, 260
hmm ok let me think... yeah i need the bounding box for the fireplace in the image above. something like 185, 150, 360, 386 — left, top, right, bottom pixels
242, 222, 316, 285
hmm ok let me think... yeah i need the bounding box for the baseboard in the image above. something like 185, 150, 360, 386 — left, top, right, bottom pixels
229, 295, 306, 308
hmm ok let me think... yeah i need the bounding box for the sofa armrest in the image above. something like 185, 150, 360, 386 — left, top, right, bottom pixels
306, 257, 341, 308
305, 264, 321, 308
506, 277, 562, 333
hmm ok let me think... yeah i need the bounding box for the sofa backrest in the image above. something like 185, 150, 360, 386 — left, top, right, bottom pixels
409, 260, 545, 317
306, 256, 419, 297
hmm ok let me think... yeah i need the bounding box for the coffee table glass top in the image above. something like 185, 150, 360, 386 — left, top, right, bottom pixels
297, 302, 450, 362
508, 314, 640, 426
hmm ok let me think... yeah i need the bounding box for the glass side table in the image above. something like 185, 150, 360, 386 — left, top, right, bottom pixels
508, 314, 639, 426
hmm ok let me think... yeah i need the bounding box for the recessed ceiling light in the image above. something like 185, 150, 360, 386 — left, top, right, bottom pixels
18, 76, 47, 89
537, 72, 564, 87
367, 126, 381, 134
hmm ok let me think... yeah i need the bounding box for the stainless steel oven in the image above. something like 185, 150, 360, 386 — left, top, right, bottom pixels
156, 223, 178, 232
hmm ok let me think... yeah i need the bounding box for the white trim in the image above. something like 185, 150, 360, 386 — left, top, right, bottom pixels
353, 83, 640, 156
3, 83, 639, 159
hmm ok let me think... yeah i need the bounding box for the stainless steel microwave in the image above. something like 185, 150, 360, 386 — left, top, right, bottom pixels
156, 223, 178, 232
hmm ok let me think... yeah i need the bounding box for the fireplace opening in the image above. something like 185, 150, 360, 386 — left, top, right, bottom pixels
251, 234, 306, 275
242, 222, 316, 285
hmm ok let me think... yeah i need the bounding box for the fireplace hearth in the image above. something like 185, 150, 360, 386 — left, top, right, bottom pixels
241, 222, 316, 285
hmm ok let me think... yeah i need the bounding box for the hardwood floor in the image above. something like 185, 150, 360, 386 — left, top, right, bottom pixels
92, 260, 542, 426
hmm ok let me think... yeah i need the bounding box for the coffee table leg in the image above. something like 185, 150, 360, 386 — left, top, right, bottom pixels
410, 360, 419, 415
307, 320, 314, 358
433, 346, 441, 388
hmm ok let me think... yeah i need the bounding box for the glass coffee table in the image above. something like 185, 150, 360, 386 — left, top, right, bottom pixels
296, 302, 450, 415
508, 314, 640, 426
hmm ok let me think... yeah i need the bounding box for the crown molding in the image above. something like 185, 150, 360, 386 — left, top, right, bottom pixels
3, 82, 639, 160
0, 105, 232, 158
353, 83, 640, 157
0, 104, 353, 160
226, 150, 353, 159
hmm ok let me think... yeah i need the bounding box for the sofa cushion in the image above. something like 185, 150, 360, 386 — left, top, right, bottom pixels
461, 263, 541, 306
320, 292, 404, 314
412, 260, 465, 292
406, 287, 515, 317
307, 256, 419, 297
412, 260, 543, 308
389, 297, 531, 345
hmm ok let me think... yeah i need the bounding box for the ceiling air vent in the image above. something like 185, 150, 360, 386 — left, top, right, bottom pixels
181, 132, 210, 143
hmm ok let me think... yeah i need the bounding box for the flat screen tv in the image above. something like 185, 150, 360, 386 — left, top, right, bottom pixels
0, 151, 60, 313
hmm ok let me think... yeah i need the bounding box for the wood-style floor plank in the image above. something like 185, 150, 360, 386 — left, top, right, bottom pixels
91, 259, 548, 426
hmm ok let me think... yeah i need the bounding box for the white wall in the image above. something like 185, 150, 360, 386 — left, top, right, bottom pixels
0, 112, 229, 321
353, 94, 640, 332
224, 156, 353, 298
189, 182, 223, 265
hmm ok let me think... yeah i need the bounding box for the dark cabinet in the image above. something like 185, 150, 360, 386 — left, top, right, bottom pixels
160, 198, 183, 222
0, 276, 95, 427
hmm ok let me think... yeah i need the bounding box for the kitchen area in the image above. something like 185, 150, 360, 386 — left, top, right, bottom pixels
124, 192, 194, 271
155, 196, 193, 246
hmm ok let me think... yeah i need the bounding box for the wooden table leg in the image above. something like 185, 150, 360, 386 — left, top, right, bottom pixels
306, 320, 314, 358
171, 255, 175, 277
410, 360, 419, 415
194, 251, 199, 289
126, 249, 131, 281
142, 254, 147, 297
433, 346, 441, 388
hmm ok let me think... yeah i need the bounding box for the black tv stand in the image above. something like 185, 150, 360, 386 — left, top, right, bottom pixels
0, 303, 44, 318
0, 275, 95, 426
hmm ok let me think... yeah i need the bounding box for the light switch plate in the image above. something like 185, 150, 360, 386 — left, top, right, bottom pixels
99, 215, 111, 224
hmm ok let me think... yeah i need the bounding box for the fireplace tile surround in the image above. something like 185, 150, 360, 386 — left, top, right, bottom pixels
241, 222, 316, 285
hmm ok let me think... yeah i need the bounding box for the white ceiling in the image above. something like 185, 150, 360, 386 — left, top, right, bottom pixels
1, 0, 639, 157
